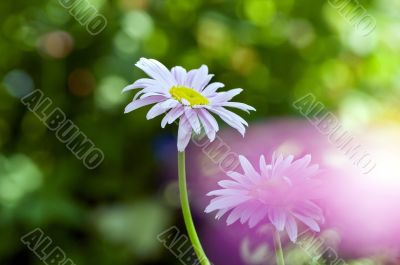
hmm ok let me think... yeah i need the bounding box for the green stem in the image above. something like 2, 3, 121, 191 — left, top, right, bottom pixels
178, 151, 210, 265
273, 230, 285, 265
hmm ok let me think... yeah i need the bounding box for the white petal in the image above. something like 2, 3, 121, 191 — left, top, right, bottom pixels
184, 69, 197, 88
214, 106, 248, 126
221, 102, 256, 113
140, 92, 169, 99
168, 107, 185, 124
133, 85, 170, 100
202, 82, 225, 96
181, 98, 190, 106
177, 116, 192, 151
197, 110, 216, 141
191, 65, 210, 91
198, 109, 219, 132
185, 109, 201, 134
122, 84, 139, 93
161, 107, 184, 128
210, 88, 243, 104
161, 115, 169, 128
146, 102, 168, 120
171, 66, 187, 85
135, 58, 176, 87
159, 98, 179, 109
200, 75, 214, 90
206, 107, 247, 136
124, 96, 165, 113
122, 78, 161, 93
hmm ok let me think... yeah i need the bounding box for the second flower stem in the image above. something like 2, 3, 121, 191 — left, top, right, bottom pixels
273, 230, 285, 265
178, 151, 210, 265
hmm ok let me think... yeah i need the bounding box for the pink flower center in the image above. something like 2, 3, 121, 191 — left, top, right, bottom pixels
251, 178, 295, 208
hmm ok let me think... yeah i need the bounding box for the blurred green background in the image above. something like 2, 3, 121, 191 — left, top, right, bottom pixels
0, 0, 399, 264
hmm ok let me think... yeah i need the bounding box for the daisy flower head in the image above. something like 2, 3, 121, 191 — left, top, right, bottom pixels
123, 58, 255, 151
205, 153, 324, 242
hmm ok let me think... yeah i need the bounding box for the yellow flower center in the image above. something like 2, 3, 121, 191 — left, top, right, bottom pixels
169, 86, 209, 106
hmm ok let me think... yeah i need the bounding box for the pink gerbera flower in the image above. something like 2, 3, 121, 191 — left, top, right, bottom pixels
123, 58, 255, 151
205, 153, 324, 242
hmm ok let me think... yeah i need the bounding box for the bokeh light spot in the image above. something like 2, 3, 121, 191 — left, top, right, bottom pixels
114, 31, 140, 55
244, 0, 276, 26
96, 75, 127, 110
38, 31, 74, 59
0, 154, 43, 207
3, 69, 34, 99
68, 69, 96, 97
122, 10, 154, 39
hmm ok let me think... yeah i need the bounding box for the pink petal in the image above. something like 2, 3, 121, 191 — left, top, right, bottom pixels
259, 155, 270, 178
271, 153, 285, 177
249, 206, 268, 228
215, 208, 230, 219
226, 171, 251, 185
226, 204, 248, 225
293, 200, 324, 221
286, 215, 298, 242
240, 204, 259, 224
238, 156, 260, 181
268, 208, 287, 231
205, 196, 250, 213
206, 189, 247, 196
301, 164, 320, 178
290, 154, 312, 171
218, 180, 245, 189
293, 213, 320, 232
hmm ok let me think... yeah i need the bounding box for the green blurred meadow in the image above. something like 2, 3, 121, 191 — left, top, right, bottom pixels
0, 0, 399, 264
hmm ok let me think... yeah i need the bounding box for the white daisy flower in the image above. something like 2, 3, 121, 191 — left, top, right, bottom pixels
123, 58, 256, 151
